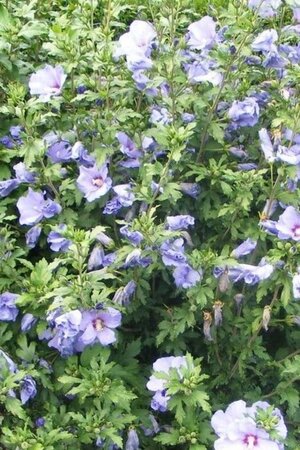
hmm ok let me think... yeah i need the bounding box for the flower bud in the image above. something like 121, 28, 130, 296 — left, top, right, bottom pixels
262, 305, 271, 331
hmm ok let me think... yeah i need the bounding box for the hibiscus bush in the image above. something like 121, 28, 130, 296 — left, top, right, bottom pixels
0, 0, 300, 448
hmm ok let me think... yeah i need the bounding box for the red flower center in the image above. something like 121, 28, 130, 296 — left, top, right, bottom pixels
243, 434, 258, 448
92, 318, 104, 331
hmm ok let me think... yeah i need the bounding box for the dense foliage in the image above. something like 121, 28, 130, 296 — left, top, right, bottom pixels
0, 0, 299, 448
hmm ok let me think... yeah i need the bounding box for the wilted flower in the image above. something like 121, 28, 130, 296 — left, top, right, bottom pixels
76, 164, 112, 202
47, 224, 71, 252
123, 248, 152, 268
77, 307, 121, 349
0, 292, 19, 322
203, 311, 213, 341
25, 225, 42, 249
213, 301, 224, 326
228, 97, 259, 129
234, 293, 244, 314
218, 268, 230, 293
20, 375, 37, 404
16, 188, 61, 225
187, 16, 217, 50
71, 142, 95, 167
29, 65, 67, 101
180, 182, 201, 198
231, 238, 257, 258
0, 349, 17, 373
173, 264, 202, 288
113, 281, 136, 306
262, 305, 272, 331
166, 215, 195, 231
211, 400, 287, 449
146, 356, 187, 412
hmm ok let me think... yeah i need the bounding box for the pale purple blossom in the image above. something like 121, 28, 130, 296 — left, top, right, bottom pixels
25, 225, 42, 249
77, 307, 121, 349
71, 142, 95, 167
125, 429, 139, 450
231, 238, 257, 258
16, 188, 62, 225
47, 224, 71, 252
123, 249, 152, 268
292, 270, 300, 299
173, 264, 202, 288
29, 65, 67, 101
228, 97, 259, 128
259, 128, 277, 163
0, 293, 19, 322
47, 140, 73, 163
0, 179, 19, 197
48, 310, 82, 357
180, 183, 200, 198
187, 16, 217, 50
0, 349, 17, 373
21, 314, 37, 332
147, 356, 187, 412
211, 399, 286, 450
20, 375, 37, 404
275, 206, 300, 240
248, 0, 282, 18
277, 144, 300, 165
160, 238, 187, 267
120, 226, 143, 246
13, 162, 36, 183
113, 184, 135, 207
76, 164, 112, 202
166, 215, 195, 230
251, 29, 278, 53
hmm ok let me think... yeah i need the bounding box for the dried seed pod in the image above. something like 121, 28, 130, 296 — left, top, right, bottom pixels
262, 305, 271, 331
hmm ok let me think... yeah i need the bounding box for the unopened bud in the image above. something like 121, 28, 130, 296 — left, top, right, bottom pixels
218, 269, 230, 293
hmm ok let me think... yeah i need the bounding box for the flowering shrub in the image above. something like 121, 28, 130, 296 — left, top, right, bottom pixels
0, 0, 300, 448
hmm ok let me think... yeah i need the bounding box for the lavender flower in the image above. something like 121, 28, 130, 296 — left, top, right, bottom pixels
125, 429, 139, 450
48, 310, 82, 357
20, 376, 37, 404
180, 183, 200, 198
21, 314, 37, 332
275, 206, 300, 240
35, 418, 46, 428
120, 226, 143, 246
259, 128, 277, 163
71, 142, 95, 167
77, 307, 121, 349
123, 249, 152, 268
0, 179, 20, 197
251, 29, 278, 53
76, 164, 112, 202
25, 225, 42, 249
211, 400, 287, 450
228, 97, 259, 129
17, 188, 61, 225
146, 356, 187, 412
231, 238, 257, 258
0, 293, 19, 321
160, 238, 186, 267
173, 264, 202, 288
150, 107, 171, 125
113, 184, 135, 207
47, 224, 71, 252
47, 140, 73, 163
13, 162, 36, 183
0, 349, 17, 373
166, 215, 195, 231
248, 0, 282, 18
292, 270, 300, 299
114, 20, 157, 71
187, 16, 217, 50
29, 65, 67, 101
